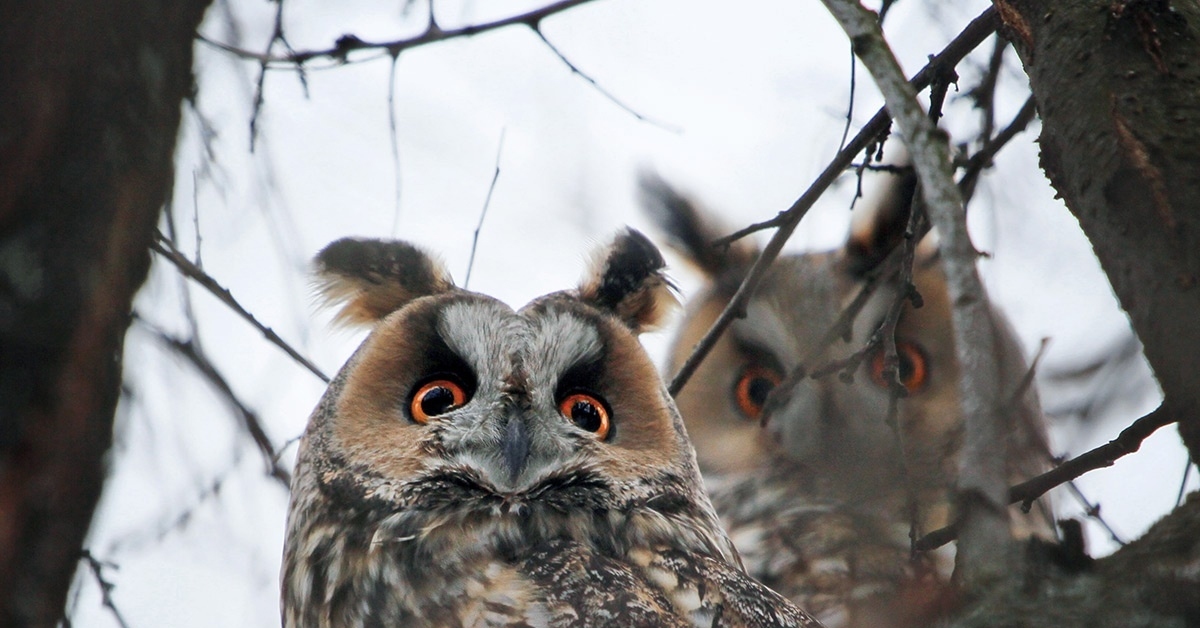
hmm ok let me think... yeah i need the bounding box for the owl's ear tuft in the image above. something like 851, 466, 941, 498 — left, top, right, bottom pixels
314, 238, 456, 326
637, 170, 757, 278
579, 228, 679, 334
845, 141, 925, 276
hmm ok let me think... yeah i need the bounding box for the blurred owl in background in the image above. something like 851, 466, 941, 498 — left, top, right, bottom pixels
640, 147, 1054, 627
280, 230, 824, 627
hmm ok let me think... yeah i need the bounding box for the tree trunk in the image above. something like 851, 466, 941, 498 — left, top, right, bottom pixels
942, 1, 1200, 623
996, 0, 1200, 459
0, 1, 212, 624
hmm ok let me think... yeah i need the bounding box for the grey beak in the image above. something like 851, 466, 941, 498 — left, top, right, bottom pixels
500, 415, 531, 482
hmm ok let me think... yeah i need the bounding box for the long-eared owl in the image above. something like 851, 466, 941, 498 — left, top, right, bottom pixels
640, 147, 1054, 628
281, 229, 824, 627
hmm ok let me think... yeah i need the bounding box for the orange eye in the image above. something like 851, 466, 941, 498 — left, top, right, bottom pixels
410, 379, 468, 424
869, 341, 929, 394
734, 365, 784, 420
559, 393, 611, 440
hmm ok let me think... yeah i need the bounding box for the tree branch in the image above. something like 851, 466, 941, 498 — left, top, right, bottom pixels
196, 0, 599, 65
151, 233, 330, 384
140, 319, 292, 487
668, 6, 998, 396
915, 406, 1177, 551
820, 0, 1011, 587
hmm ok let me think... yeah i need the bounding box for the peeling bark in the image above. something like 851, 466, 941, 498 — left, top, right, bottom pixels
0, 1, 212, 625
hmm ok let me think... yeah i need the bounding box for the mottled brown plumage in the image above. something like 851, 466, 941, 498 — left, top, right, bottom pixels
641, 148, 1054, 628
281, 230, 823, 628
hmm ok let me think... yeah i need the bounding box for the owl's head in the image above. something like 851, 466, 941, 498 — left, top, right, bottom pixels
293, 229, 716, 530
642, 156, 1047, 532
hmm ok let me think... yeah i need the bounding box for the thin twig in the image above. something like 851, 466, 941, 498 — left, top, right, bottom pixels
531, 29, 678, 132
959, 95, 1038, 204
1064, 479, 1126, 546
388, 51, 403, 235
915, 406, 1177, 551
104, 458, 240, 556
197, 0, 598, 64
465, 129, 506, 288
820, 0, 1010, 586
150, 233, 330, 384
837, 45, 857, 154
250, 0, 306, 151
80, 551, 131, 628
140, 319, 292, 487
972, 36, 1008, 144
1177, 456, 1194, 507
667, 7, 998, 397
708, 6, 997, 249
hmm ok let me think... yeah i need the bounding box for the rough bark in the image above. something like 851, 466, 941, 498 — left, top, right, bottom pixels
948, 493, 1200, 628
940, 1, 1200, 624
996, 0, 1200, 459
0, 1, 212, 625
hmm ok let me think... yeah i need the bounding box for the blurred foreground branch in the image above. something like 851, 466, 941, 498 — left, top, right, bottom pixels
819, 0, 1011, 588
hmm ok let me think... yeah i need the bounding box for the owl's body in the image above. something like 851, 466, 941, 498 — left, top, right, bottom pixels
282, 232, 822, 628
642, 153, 1053, 627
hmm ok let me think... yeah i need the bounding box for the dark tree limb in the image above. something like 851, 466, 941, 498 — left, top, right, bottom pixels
0, 0, 214, 623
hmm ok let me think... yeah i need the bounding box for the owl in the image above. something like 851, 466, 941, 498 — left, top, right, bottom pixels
640, 151, 1054, 627
280, 230, 824, 628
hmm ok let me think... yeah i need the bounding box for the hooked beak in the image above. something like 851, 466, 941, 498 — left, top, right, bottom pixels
500, 415, 531, 484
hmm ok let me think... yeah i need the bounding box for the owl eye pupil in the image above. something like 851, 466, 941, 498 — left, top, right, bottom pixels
746, 377, 775, 407
571, 400, 603, 432
734, 365, 784, 420
558, 392, 611, 440
420, 386, 457, 416
410, 378, 469, 424
897, 353, 915, 381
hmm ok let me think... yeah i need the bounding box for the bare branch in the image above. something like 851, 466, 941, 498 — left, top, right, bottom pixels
669, 6, 998, 397
150, 233, 330, 384
197, 0, 599, 65
708, 6, 997, 248
820, 0, 1011, 586
465, 129, 506, 289
1064, 480, 1126, 546
1011, 406, 1175, 509
915, 406, 1177, 551
250, 0, 307, 151
959, 95, 1038, 205
530, 29, 678, 132
140, 319, 292, 487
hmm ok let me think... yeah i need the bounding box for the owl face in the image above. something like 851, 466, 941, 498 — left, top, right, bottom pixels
315, 290, 690, 511
674, 251, 960, 499
296, 229, 706, 523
